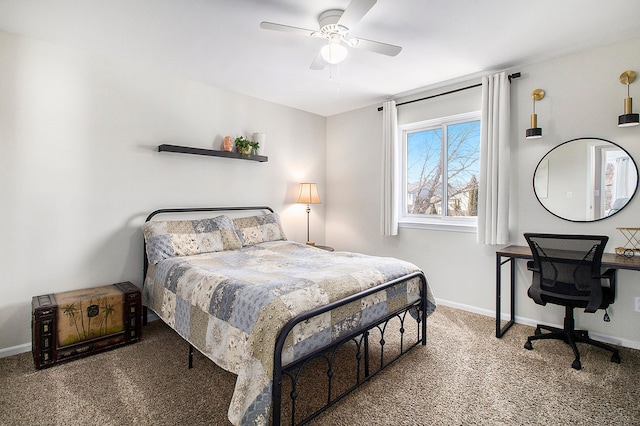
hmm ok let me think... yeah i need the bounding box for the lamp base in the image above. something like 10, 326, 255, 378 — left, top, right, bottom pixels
306, 241, 316, 246
618, 113, 640, 127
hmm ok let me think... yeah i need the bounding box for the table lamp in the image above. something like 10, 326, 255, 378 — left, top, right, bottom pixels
296, 183, 321, 245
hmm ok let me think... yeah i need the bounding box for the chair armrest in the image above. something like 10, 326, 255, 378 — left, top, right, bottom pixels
599, 268, 616, 287
598, 268, 617, 304
597, 268, 616, 282
526, 260, 539, 272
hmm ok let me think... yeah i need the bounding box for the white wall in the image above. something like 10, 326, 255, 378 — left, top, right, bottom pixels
2, 29, 639, 356
0, 30, 326, 354
327, 36, 640, 348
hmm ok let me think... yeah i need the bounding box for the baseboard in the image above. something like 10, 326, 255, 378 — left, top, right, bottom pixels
0, 313, 160, 359
2, 302, 637, 358
435, 298, 495, 318
434, 298, 640, 350
0, 343, 31, 358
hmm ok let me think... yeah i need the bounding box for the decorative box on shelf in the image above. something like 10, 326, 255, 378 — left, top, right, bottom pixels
31, 281, 141, 369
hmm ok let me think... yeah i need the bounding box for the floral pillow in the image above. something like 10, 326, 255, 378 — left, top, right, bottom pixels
142, 215, 242, 264
233, 213, 287, 246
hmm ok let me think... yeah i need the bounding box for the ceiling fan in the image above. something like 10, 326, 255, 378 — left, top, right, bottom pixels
260, 0, 402, 70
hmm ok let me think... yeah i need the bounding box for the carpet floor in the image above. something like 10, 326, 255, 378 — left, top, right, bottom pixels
1, 305, 639, 425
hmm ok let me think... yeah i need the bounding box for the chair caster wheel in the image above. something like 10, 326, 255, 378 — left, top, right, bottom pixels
571, 359, 582, 370
611, 353, 621, 364
524, 341, 533, 350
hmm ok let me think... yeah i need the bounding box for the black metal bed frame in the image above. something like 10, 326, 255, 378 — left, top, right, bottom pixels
142, 206, 428, 425
273, 271, 427, 425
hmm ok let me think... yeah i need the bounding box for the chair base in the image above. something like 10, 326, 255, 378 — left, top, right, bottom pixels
523, 309, 621, 370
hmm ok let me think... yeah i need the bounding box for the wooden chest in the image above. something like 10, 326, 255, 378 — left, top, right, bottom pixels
31, 281, 141, 369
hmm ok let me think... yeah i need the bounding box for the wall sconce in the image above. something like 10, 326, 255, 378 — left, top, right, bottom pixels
296, 183, 321, 245
526, 89, 545, 139
618, 70, 639, 127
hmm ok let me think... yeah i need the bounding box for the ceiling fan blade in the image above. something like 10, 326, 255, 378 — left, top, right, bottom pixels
338, 0, 377, 28
260, 21, 316, 37
351, 37, 402, 56
310, 51, 326, 70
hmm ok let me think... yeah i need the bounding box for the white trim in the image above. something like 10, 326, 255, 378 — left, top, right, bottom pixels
398, 220, 477, 233
434, 298, 495, 317
4, 305, 637, 358
400, 111, 482, 132
0, 342, 31, 358
511, 315, 640, 350
0, 313, 161, 359
434, 298, 640, 350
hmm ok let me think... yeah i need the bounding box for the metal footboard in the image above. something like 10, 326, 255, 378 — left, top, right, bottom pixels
272, 271, 428, 425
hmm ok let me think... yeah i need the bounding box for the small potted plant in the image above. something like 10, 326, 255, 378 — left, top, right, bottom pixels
235, 136, 260, 156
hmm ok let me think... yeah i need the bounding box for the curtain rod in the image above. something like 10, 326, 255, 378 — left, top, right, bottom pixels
377, 72, 521, 111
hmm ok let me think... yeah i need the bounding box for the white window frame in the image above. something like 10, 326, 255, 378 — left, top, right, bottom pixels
398, 111, 481, 233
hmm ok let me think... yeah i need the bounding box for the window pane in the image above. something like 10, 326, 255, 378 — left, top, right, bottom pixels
407, 128, 443, 215
446, 121, 480, 217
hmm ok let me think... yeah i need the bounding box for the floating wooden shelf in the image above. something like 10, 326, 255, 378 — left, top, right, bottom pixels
158, 144, 268, 162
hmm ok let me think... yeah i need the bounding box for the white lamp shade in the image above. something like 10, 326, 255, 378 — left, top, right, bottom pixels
320, 42, 348, 65
296, 183, 321, 204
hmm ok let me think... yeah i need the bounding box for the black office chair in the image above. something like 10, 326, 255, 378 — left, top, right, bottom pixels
523, 233, 621, 370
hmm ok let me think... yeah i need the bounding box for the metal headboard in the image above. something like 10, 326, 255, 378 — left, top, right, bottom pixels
141, 206, 274, 324
144, 205, 273, 223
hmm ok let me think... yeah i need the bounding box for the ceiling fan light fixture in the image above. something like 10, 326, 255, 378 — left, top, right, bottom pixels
260, 1, 402, 70
320, 41, 348, 64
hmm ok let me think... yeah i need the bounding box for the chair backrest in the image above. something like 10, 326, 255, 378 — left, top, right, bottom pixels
523, 233, 608, 312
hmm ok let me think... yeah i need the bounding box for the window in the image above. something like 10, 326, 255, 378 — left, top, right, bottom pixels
399, 111, 481, 232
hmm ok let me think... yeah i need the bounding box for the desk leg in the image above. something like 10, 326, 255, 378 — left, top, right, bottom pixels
496, 254, 516, 337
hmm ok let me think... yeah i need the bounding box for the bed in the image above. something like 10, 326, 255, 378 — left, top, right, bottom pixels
141, 206, 436, 425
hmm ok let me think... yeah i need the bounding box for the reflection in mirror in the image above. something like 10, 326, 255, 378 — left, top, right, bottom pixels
533, 138, 639, 222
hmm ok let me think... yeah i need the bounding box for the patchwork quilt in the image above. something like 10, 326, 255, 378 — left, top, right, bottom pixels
143, 240, 436, 425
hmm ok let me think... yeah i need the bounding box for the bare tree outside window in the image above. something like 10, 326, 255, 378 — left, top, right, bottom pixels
406, 119, 480, 217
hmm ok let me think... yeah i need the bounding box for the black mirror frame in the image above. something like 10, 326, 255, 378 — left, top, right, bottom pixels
532, 137, 639, 222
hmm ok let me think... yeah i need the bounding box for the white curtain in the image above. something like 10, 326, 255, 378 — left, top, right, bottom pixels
381, 100, 399, 236
614, 157, 630, 200
477, 72, 510, 245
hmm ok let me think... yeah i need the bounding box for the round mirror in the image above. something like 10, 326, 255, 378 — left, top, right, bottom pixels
533, 137, 638, 222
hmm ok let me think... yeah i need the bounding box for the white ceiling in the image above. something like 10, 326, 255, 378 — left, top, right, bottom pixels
2, 0, 640, 117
